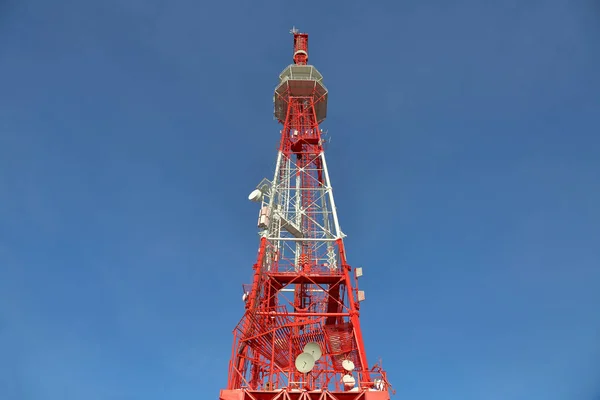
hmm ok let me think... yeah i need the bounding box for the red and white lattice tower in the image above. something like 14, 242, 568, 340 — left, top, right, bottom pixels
219, 29, 392, 400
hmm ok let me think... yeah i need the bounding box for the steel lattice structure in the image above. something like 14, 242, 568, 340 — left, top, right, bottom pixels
219, 29, 392, 400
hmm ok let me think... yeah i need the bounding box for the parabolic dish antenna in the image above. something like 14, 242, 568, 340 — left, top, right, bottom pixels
342, 359, 355, 372
303, 342, 322, 361
248, 189, 263, 202
295, 353, 315, 373
342, 374, 356, 387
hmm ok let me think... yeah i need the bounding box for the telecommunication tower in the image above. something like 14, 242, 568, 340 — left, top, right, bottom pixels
219, 29, 392, 400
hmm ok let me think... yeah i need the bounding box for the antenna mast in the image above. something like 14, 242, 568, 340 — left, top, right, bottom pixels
219, 28, 393, 400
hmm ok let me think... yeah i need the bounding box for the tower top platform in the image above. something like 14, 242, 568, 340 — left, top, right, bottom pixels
273, 64, 328, 123
273, 29, 328, 123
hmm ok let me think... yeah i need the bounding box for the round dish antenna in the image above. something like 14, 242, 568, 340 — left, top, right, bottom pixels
342, 374, 356, 388
342, 359, 355, 372
295, 353, 315, 373
303, 342, 322, 361
248, 189, 263, 202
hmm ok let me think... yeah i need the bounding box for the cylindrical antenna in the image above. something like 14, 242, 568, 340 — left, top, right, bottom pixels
292, 28, 308, 65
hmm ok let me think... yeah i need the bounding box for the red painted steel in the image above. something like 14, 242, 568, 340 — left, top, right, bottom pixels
219, 30, 392, 400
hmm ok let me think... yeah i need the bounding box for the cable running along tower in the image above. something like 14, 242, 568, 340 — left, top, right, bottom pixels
220, 29, 392, 400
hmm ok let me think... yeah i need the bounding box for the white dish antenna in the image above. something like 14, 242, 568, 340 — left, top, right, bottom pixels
303, 342, 322, 361
342, 374, 356, 387
248, 178, 272, 202
295, 353, 315, 373
248, 189, 263, 202
342, 359, 355, 372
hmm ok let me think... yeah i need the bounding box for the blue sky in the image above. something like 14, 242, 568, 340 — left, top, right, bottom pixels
1, 0, 599, 399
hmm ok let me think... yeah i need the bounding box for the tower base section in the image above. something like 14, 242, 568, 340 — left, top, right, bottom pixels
220, 389, 390, 400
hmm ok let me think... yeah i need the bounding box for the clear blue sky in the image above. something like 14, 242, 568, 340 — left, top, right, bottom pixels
1, 1, 599, 399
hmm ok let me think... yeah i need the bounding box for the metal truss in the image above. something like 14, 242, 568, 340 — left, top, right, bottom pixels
223, 29, 392, 400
